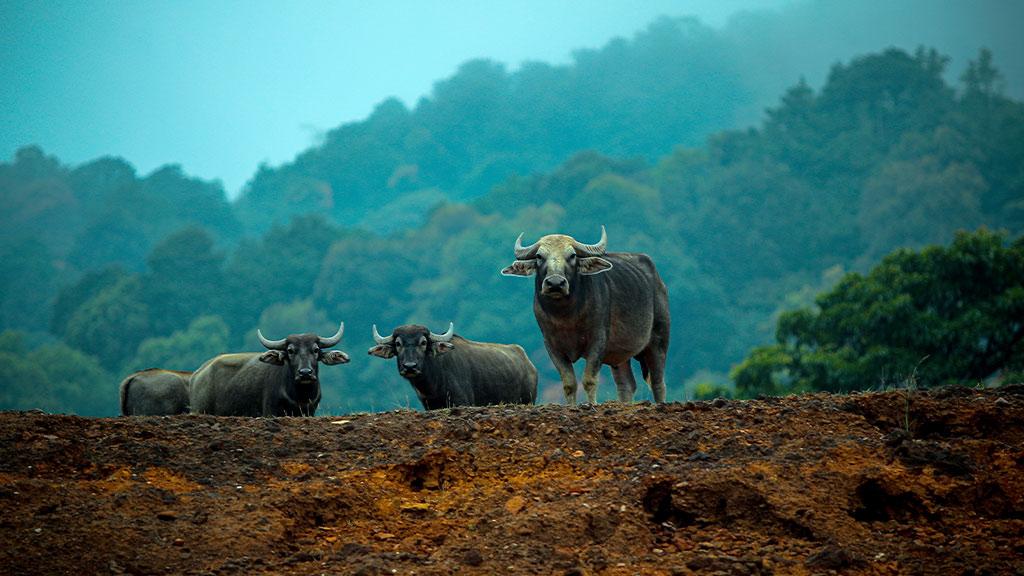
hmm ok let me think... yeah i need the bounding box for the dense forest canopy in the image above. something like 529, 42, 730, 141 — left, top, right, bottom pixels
1, 17, 1021, 415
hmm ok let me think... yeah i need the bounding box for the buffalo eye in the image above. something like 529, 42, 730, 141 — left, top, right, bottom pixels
287, 346, 295, 354
567, 252, 576, 262
418, 337, 427, 347
395, 340, 403, 350
312, 346, 320, 355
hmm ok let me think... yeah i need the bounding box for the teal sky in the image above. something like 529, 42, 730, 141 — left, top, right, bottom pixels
1, 0, 1020, 196
1, 0, 796, 194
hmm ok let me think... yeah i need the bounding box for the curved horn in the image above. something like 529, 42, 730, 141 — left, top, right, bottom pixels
572, 225, 607, 256
429, 322, 454, 342
513, 232, 541, 260
372, 324, 393, 345
318, 322, 345, 348
257, 329, 287, 350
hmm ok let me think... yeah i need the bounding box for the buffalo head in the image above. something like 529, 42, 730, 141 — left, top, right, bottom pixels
368, 323, 455, 377
500, 226, 613, 298
257, 322, 350, 393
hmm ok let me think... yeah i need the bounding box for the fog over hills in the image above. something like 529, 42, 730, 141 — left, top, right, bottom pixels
1, 0, 1020, 195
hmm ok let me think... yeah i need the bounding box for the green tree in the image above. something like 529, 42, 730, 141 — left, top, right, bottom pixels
222, 215, 341, 336
50, 266, 128, 337
0, 331, 53, 411
732, 230, 1024, 396
30, 341, 115, 416
0, 146, 77, 255
142, 226, 225, 336
859, 156, 987, 259
63, 276, 150, 371
0, 331, 113, 415
127, 315, 231, 373
0, 239, 58, 332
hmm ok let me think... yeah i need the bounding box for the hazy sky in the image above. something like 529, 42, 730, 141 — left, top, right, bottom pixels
3, 0, 1021, 197
1, 0, 796, 195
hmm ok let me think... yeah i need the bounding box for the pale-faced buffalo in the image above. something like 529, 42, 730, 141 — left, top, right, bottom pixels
368, 323, 537, 410
502, 226, 670, 404
119, 368, 191, 416
189, 323, 349, 416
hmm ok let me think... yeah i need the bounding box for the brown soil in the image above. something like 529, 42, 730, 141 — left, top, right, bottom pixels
2, 387, 1023, 575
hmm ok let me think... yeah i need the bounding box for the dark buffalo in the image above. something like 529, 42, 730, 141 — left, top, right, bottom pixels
368, 323, 537, 410
502, 226, 670, 404
119, 368, 191, 416
189, 323, 349, 416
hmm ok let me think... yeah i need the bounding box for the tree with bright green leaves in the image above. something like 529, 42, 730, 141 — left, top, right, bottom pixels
732, 229, 1024, 396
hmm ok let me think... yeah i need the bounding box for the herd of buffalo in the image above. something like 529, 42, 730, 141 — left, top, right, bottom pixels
119, 227, 671, 416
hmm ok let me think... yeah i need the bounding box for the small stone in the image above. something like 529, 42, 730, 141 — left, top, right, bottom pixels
156, 511, 177, 521
572, 450, 585, 458
172, 538, 185, 547
461, 549, 483, 566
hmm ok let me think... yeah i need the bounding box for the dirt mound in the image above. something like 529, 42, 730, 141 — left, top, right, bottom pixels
2, 387, 1023, 575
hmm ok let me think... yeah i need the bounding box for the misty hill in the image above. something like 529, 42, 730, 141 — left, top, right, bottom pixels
231, 2, 1024, 235
234, 17, 752, 234
1, 39, 1022, 414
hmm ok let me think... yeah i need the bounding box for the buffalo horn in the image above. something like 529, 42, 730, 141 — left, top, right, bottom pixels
257, 329, 287, 350
572, 225, 607, 256
372, 324, 393, 345
318, 322, 345, 348
430, 322, 455, 342
513, 232, 541, 260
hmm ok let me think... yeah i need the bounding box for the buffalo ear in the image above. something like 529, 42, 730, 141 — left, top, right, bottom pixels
432, 341, 455, 356
579, 256, 613, 275
501, 259, 537, 277
259, 350, 286, 365
321, 350, 350, 365
367, 345, 395, 359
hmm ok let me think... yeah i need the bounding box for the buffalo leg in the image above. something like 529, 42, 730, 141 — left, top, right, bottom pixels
581, 356, 603, 404
639, 346, 667, 403
610, 363, 637, 402
547, 346, 579, 405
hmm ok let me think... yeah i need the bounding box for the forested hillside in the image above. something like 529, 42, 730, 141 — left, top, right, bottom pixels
1, 21, 1021, 415
234, 17, 750, 233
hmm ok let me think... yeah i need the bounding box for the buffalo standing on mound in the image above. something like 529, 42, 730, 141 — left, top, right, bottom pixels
119, 369, 191, 416
502, 226, 670, 404
368, 323, 537, 409
189, 323, 349, 416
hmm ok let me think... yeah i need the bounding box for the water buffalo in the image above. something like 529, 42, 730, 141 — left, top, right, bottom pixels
502, 226, 670, 404
189, 323, 349, 416
119, 368, 191, 415
368, 323, 537, 410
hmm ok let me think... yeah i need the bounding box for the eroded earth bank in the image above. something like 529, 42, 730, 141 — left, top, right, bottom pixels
1, 387, 1023, 575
